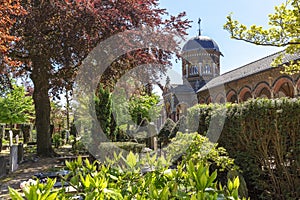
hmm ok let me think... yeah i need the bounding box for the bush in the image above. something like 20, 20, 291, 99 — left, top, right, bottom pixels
100, 142, 146, 153
71, 139, 87, 155
187, 98, 300, 199
170, 115, 187, 138
158, 118, 175, 147
52, 133, 62, 148
10, 153, 248, 200
165, 132, 247, 198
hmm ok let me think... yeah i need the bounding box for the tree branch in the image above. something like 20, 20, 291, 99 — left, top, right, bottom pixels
230, 36, 300, 47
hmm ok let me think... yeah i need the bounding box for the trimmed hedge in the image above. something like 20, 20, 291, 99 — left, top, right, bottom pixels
187, 98, 300, 200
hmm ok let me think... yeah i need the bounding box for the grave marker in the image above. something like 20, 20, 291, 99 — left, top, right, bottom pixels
10, 145, 18, 172
9, 130, 13, 146
0, 156, 7, 177
18, 143, 24, 163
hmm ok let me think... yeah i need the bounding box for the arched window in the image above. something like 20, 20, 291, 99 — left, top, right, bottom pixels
203, 64, 211, 74
190, 65, 198, 75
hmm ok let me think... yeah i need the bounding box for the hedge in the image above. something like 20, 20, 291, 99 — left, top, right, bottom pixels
187, 98, 300, 200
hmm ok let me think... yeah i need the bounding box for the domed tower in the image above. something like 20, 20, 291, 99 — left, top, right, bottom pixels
181, 19, 223, 91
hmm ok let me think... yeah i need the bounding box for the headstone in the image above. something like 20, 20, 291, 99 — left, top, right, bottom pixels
0, 156, 7, 178
147, 123, 158, 150
15, 135, 19, 144
151, 136, 157, 151
17, 143, 24, 163
10, 145, 18, 172
65, 130, 70, 143
0, 124, 4, 152
9, 130, 13, 146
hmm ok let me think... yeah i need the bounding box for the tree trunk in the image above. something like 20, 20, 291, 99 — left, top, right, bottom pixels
31, 56, 53, 157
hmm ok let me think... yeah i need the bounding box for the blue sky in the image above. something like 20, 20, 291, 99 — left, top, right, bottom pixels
159, 0, 285, 76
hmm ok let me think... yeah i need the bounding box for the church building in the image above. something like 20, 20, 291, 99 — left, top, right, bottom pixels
162, 21, 300, 122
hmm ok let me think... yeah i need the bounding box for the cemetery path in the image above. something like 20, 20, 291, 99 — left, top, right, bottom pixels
0, 146, 73, 199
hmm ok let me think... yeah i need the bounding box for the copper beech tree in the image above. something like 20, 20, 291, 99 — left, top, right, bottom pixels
0, 0, 26, 92
8, 0, 190, 156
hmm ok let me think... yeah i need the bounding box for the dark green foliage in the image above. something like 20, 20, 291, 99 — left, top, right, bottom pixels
94, 85, 114, 140
158, 118, 175, 146
170, 116, 187, 138
187, 98, 300, 199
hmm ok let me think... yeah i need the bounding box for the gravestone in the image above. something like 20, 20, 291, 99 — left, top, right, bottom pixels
15, 135, 19, 144
9, 130, 13, 146
10, 145, 18, 172
0, 156, 7, 178
17, 143, 24, 163
150, 136, 157, 151
0, 124, 4, 152
147, 123, 158, 150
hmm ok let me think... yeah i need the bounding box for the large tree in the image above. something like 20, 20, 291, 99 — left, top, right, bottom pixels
0, 0, 26, 93
224, 0, 300, 74
8, 0, 189, 156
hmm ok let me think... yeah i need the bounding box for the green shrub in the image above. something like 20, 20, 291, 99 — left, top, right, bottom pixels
165, 132, 247, 198
99, 142, 146, 153
52, 133, 62, 148
158, 118, 175, 147
170, 116, 187, 138
10, 154, 248, 200
187, 98, 300, 199
71, 139, 87, 155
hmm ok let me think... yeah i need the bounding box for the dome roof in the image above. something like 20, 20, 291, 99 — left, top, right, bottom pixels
182, 36, 220, 52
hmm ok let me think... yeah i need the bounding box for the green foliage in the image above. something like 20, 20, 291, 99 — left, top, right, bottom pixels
187, 98, 300, 199
71, 139, 86, 155
52, 133, 62, 148
224, 0, 300, 74
165, 132, 247, 197
158, 118, 176, 146
99, 142, 146, 154
129, 93, 161, 125
166, 132, 237, 171
9, 178, 58, 200
170, 115, 187, 138
0, 84, 34, 125
94, 85, 114, 140
11, 152, 247, 200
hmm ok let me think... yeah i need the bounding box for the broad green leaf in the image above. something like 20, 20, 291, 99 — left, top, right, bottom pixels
9, 187, 24, 200
126, 152, 137, 168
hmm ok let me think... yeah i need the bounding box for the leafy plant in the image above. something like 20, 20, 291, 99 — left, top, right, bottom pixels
0, 85, 34, 126
52, 133, 62, 148
9, 178, 58, 200
128, 93, 161, 126
10, 143, 248, 199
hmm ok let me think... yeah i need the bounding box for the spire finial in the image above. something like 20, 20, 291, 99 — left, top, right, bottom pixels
198, 18, 201, 36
